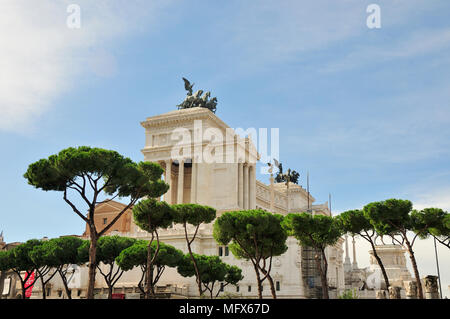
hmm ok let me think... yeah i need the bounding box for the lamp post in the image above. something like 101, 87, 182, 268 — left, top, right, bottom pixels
434, 237, 443, 298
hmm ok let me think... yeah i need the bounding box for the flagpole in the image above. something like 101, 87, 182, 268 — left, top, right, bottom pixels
329, 193, 332, 215
307, 171, 310, 212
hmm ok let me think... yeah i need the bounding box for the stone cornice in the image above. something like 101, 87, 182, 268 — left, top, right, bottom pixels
141, 107, 260, 161
141, 107, 229, 131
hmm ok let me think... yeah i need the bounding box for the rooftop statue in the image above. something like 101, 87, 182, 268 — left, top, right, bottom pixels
177, 77, 218, 113
274, 161, 300, 185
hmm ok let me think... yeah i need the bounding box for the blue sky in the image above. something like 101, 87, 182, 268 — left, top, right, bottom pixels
1, 1, 449, 296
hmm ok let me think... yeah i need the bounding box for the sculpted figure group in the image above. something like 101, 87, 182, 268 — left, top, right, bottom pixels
177, 78, 218, 113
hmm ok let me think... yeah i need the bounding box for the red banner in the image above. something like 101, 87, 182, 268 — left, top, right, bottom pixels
111, 293, 125, 299
24, 271, 35, 298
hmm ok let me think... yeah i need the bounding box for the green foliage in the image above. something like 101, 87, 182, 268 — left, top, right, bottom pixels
411, 208, 448, 239
178, 253, 243, 298
0, 250, 12, 271
24, 146, 168, 199
336, 209, 373, 236
96, 236, 136, 264
213, 209, 288, 260
133, 199, 175, 233
178, 254, 243, 286
431, 213, 450, 239
217, 292, 243, 299
9, 239, 42, 271
30, 237, 87, 269
115, 240, 148, 271
363, 199, 413, 234
23, 146, 169, 299
78, 236, 136, 265
172, 203, 216, 226
282, 213, 342, 249
115, 240, 184, 271
339, 289, 358, 299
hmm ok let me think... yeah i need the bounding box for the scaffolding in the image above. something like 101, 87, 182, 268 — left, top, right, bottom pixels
301, 245, 323, 299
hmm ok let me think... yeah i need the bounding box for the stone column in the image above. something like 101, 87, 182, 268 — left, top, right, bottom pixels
376, 290, 387, 299
243, 163, 249, 210
343, 235, 352, 272
404, 281, 417, 299
164, 160, 172, 204
238, 162, 243, 209
177, 159, 184, 204
243, 163, 249, 209
249, 165, 256, 209
424, 275, 439, 299
351, 236, 358, 270
190, 160, 197, 203
388, 286, 401, 299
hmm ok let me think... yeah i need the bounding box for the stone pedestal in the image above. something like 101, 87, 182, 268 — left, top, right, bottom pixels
424, 275, 439, 299
388, 286, 401, 299
403, 281, 417, 299
376, 290, 387, 299
368, 245, 412, 288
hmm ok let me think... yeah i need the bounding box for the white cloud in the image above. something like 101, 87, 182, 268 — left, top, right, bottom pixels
0, 0, 171, 133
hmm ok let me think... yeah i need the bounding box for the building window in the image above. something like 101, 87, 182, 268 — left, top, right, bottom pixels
276, 281, 280, 291
218, 246, 223, 256
236, 285, 239, 293
224, 246, 229, 256
220, 283, 224, 292
103, 218, 107, 225
77, 290, 82, 297
57, 290, 62, 297
46, 287, 51, 296
248, 285, 251, 292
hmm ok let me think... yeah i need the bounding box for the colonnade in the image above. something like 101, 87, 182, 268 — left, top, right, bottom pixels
161, 159, 197, 205
160, 159, 255, 209
238, 162, 256, 210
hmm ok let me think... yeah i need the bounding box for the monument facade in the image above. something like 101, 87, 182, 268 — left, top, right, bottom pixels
23, 107, 345, 299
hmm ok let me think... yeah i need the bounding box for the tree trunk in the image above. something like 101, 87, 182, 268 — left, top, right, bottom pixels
252, 262, 263, 299
405, 238, 423, 299
39, 274, 46, 299
209, 283, 214, 299
108, 286, 113, 299
59, 268, 72, 299
138, 267, 146, 296
145, 240, 153, 299
266, 274, 277, 299
21, 283, 26, 300
184, 223, 202, 297
19, 271, 33, 300
368, 240, 390, 289
315, 250, 329, 299
87, 229, 98, 299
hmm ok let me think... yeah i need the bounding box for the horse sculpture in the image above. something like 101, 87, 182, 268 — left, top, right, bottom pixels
177, 77, 218, 113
